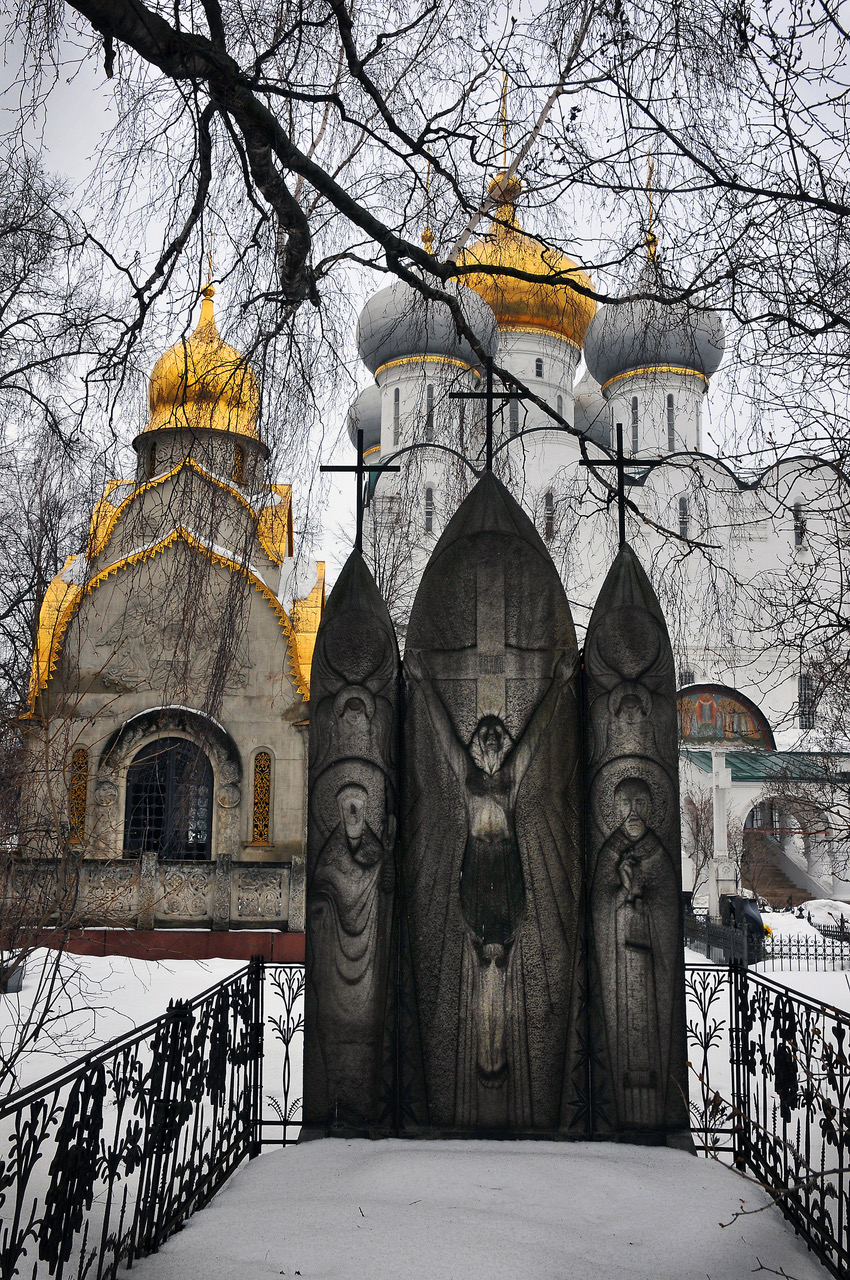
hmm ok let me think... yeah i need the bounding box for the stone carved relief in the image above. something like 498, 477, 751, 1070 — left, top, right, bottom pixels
93, 779, 118, 807
81, 864, 138, 920
213, 855, 232, 925
583, 544, 688, 1136
160, 865, 212, 917
94, 596, 252, 693
235, 867, 283, 918
403, 473, 584, 1134
304, 550, 399, 1131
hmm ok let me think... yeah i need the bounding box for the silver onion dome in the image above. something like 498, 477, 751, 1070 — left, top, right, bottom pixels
356, 279, 499, 375
583, 259, 725, 388
346, 384, 382, 453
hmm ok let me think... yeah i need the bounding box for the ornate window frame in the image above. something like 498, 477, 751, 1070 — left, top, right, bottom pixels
248, 746, 275, 847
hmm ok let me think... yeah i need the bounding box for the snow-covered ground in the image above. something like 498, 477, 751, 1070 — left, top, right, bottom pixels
117, 1138, 829, 1280
1, 948, 245, 1094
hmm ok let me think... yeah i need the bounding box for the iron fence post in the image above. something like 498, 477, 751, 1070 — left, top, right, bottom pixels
248, 956, 265, 1158
729, 960, 746, 1172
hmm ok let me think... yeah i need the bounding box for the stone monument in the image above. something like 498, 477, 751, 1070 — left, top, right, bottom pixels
303, 549, 399, 1131
402, 473, 584, 1133
583, 543, 689, 1138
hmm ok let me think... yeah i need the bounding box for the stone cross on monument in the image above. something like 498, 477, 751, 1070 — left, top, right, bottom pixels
579, 421, 666, 546
321, 427, 400, 552
449, 355, 526, 473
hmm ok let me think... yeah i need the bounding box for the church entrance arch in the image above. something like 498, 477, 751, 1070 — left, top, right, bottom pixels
124, 738, 213, 861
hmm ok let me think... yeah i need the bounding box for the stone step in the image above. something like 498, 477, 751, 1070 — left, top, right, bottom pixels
741, 839, 812, 909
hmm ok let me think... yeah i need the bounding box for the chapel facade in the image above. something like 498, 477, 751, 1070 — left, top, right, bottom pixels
23, 285, 324, 932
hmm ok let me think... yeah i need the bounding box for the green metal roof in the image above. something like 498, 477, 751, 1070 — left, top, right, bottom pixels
680, 749, 848, 783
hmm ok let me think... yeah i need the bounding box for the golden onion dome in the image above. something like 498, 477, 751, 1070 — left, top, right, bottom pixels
457, 174, 597, 347
145, 286, 261, 439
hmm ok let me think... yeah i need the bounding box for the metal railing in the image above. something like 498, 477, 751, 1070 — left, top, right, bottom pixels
685, 914, 850, 970
2, 956, 847, 1279
0, 959, 264, 1280
686, 962, 850, 1278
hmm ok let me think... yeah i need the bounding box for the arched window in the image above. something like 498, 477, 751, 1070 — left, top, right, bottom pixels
556, 394, 563, 418
69, 748, 88, 845
509, 398, 519, 438
124, 738, 213, 861
233, 445, 245, 484
793, 502, 806, 547
666, 394, 675, 452
393, 387, 400, 445
679, 667, 694, 687
148, 441, 157, 478
631, 397, 639, 453
424, 486, 434, 533
544, 491, 555, 542
251, 751, 272, 844
535, 357, 544, 378
425, 384, 434, 441
678, 495, 690, 538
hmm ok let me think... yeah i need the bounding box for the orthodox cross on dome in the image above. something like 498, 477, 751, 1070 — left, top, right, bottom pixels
580, 421, 666, 547
321, 428, 400, 554
645, 152, 658, 263
449, 355, 527, 472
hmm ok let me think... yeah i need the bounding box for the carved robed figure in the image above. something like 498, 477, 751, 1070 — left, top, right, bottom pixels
402, 473, 584, 1133
304, 550, 399, 1130
583, 544, 688, 1137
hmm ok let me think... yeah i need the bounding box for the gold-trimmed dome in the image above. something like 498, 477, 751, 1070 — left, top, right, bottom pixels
457, 174, 597, 347
145, 286, 261, 438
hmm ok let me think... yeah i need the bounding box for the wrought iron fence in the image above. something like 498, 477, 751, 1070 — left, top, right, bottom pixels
685, 914, 850, 970
685, 961, 850, 1279
0, 959, 264, 1280
2, 954, 848, 1279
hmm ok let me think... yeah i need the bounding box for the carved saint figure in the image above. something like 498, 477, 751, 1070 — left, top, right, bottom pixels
403, 473, 583, 1134
304, 551, 399, 1131
584, 544, 688, 1137
308, 782, 395, 1117
407, 654, 568, 1090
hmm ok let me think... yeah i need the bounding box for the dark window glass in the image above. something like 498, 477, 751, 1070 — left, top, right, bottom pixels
679, 495, 690, 538
544, 491, 554, 541
667, 394, 675, 452
535, 357, 543, 378
124, 737, 213, 861
425, 384, 434, 441
793, 502, 805, 547
425, 486, 434, 533
393, 387, 400, 445
509, 398, 519, 437
631, 397, 639, 453
679, 668, 694, 686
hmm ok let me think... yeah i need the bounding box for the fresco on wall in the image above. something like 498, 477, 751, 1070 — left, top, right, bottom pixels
677, 684, 775, 749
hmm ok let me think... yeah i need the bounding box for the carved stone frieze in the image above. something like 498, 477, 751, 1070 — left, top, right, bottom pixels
159, 865, 212, 917
82, 863, 138, 920
235, 867, 283, 919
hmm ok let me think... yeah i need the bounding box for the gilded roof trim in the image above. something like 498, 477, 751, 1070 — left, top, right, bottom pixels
30, 527, 308, 710
28, 556, 84, 709
289, 562, 326, 694
87, 460, 293, 566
